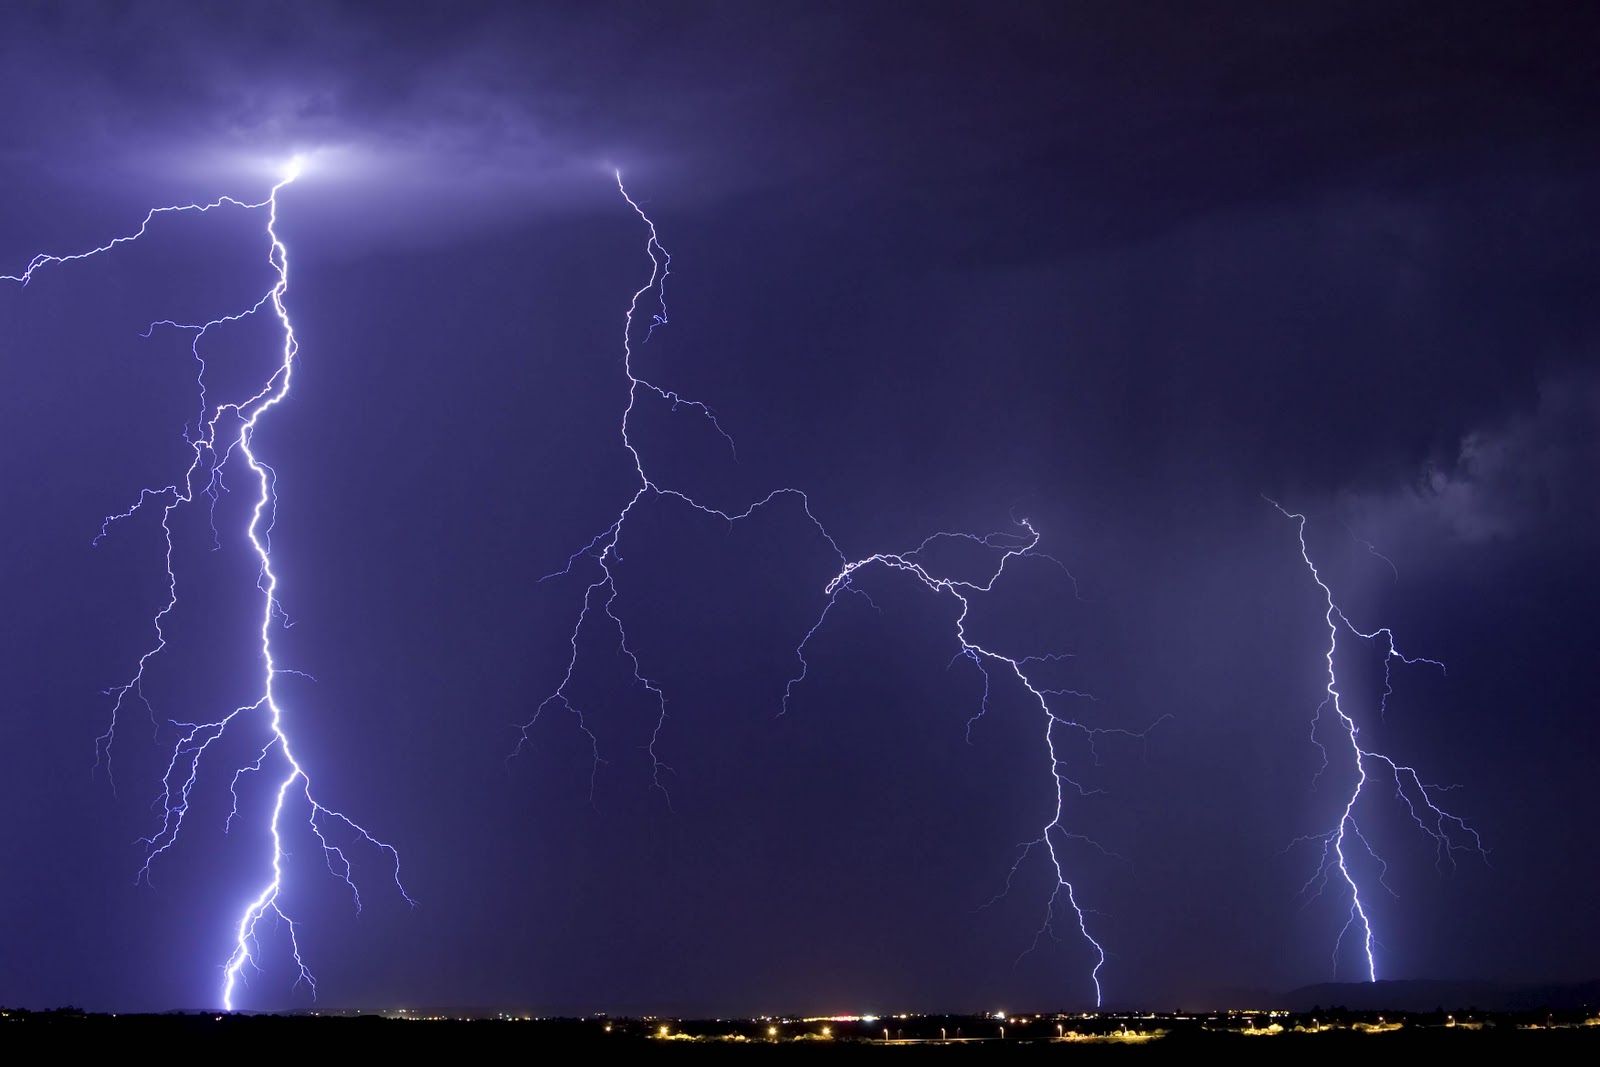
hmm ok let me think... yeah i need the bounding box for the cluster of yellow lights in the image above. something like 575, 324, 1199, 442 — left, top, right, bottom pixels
647, 1021, 834, 1042
9, 1007, 1599, 1034
1056, 1029, 1160, 1043
218, 1004, 1595, 1038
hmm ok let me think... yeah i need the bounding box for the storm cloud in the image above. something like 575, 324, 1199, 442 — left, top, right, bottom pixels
2, 1, 1595, 1012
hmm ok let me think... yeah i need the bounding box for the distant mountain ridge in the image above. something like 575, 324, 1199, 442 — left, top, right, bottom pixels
1275, 979, 1600, 1013
1155, 978, 1600, 1014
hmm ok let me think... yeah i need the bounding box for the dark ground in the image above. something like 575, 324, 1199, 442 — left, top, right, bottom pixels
6, 1007, 1599, 1058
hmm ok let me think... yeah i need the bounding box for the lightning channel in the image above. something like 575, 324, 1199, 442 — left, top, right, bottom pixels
4, 159, 411, 1010
520, 173, 1147, 1004
1269, 498, 1485, 981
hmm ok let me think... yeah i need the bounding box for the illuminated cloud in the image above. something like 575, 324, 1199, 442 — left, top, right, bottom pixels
1348, 369, 1600, 550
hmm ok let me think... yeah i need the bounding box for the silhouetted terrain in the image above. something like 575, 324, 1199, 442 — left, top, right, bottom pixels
1279, 979, 1600, 1013
5, 1004, 1600, 1056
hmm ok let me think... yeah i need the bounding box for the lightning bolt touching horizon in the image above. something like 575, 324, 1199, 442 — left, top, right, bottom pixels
519, 173, 1153, 1005
4, 156, 411, 1010
1269, 498, 1486, 982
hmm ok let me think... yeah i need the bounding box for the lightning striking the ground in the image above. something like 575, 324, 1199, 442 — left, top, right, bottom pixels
1269, 499, 1485, 981
4, 157, 410, 1010
521, 174, 1138, 1004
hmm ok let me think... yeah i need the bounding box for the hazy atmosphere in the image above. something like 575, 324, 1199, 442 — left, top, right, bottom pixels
1, 1, 1596, 1015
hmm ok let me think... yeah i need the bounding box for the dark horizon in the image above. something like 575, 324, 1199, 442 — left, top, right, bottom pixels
2, 1, 1597, 1015
120, 976, 1600, 1022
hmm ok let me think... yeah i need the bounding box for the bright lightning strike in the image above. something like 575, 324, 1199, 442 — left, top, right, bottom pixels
4, 161, 411, 1010
1269, 498, 1486, 981
521, 173, 1148, 1005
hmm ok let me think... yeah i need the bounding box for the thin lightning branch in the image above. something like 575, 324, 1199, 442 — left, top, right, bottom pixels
5, 159, 411, 1010
1268, 498, 1485, 982
1342, 521, 1400, 583
520, 173, 1150, 1005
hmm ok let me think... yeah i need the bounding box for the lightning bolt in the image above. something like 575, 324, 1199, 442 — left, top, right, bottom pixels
5, 156, 411, 1010
520, 174, 1146, 1005
1269, 498, 1485, 981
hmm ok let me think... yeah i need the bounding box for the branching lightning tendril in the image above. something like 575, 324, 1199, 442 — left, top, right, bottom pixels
520, 174, 1150, 1004
4, 158, 411, 1010
1269, 498, 1485, 981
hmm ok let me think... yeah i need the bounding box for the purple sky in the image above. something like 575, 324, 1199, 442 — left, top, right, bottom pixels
1, 1, 1596, 1014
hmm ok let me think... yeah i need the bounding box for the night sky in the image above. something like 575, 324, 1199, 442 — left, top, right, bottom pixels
2, 1, 1597, 1015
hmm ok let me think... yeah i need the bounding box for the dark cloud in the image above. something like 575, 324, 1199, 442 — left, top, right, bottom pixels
1344, 367, 1600, 556
6, 2, 1596, 241
3, 0, 1597, 1012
